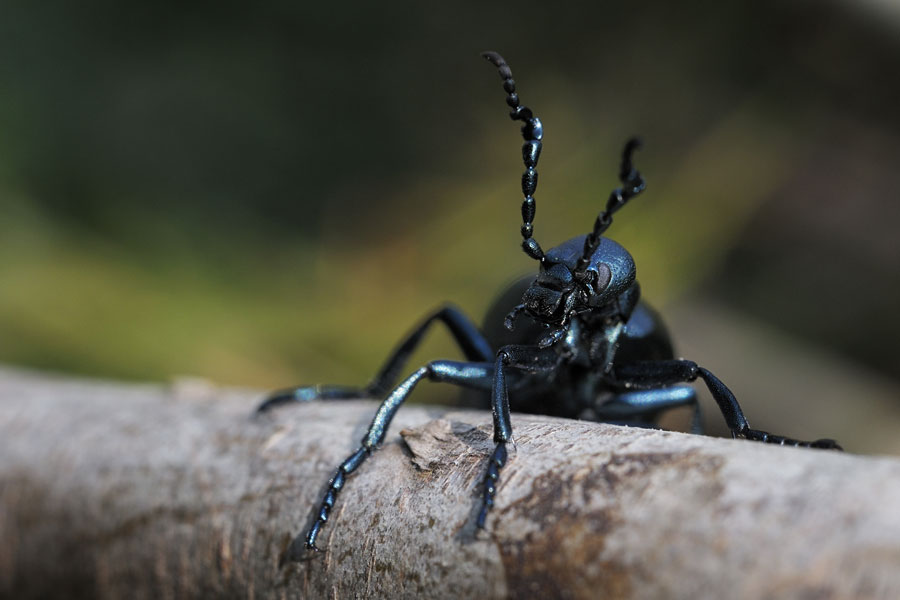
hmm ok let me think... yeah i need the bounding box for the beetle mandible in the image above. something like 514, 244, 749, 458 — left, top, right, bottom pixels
257, 51, 841, 556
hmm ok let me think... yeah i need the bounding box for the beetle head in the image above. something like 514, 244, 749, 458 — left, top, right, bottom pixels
513, 235, 636, 328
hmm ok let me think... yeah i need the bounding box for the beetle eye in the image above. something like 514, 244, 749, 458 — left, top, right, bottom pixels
591, 263, 612, 293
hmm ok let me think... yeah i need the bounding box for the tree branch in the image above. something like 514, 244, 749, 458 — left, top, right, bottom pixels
2, 366, 900, 599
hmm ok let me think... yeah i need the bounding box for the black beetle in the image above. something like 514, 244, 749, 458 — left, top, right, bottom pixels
258, 51, 841, 556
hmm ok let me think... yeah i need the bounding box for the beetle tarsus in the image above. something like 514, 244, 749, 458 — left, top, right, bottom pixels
477, 442, 509, 529
738, 427, 843, 451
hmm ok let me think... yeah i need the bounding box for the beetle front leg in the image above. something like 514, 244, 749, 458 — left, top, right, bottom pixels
613, 360, 842, 450
291, 359, 501, 557
478, 345, 559, 529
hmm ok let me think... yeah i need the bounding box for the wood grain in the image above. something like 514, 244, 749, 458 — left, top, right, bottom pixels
2, 367, 899, 599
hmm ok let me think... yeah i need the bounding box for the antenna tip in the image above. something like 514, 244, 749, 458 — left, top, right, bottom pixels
481, 51, 506, 66
624, 137, 643, 153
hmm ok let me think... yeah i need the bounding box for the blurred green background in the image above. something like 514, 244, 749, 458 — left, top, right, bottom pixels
0, 1, 898, 452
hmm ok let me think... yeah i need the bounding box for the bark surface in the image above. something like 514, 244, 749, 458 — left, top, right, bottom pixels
2, 366, 900, 599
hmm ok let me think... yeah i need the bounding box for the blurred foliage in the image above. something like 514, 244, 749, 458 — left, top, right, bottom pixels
0, 0, 898, 395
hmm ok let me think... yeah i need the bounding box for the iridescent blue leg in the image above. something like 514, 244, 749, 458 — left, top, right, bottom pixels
364, 304, 494, 397
297, 359, 499, 556
478, 344, 559, 529
594, 385, 702, 433
257, 305, 493, 412
256, 385, 364, 413
613, 360, 841, 449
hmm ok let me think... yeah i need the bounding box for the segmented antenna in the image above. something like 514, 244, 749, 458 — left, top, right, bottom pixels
575, 138, 646, 272
481, 51, 545, 263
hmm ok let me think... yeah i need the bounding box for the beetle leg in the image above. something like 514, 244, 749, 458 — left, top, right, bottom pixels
592, 385, 700, 432
255, 385, 367, 413
613, 360, 841, 450
293, 359, 501, 557
256, 304, 493, 412
364, 305, 494, 396
478, 344, 559, 529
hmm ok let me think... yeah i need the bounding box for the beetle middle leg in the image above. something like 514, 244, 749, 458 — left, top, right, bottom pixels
257, 305, 493, 412
593, 385, 703, 434
613, 360, 842, 449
